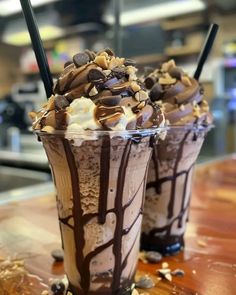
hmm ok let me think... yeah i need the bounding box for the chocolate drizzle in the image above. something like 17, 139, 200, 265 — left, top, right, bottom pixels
167, 131, 191, 219
142, 131, 199, 254
98, 136, 110, 224
62, 139, 87, 291
112, 140, 132, 293
40, 135, 151, 295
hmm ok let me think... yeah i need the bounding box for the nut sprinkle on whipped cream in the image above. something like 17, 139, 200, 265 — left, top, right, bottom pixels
30, 49, 165, 132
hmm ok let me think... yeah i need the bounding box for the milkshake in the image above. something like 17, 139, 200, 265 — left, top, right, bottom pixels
141, 60, 213, 255
30, 49, 165, 294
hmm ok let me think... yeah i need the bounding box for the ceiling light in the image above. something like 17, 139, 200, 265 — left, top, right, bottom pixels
3, 25, 64, 46
2, 10, 63, 46
104, 0, 206, 26
0, 0, 59, 16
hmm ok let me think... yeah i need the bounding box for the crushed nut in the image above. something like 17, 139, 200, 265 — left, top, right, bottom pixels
197, 240, 207, 247
179, 104, 185, 111
159, 77, 176, 85
46, 95, 55, 111
94, 55, 108, 69
162, 262, 169, 269
108, 57, 125, 69
89, 86, 98, 97
131, 82, 141, 92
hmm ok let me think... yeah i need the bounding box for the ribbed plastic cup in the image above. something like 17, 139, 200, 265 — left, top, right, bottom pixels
37, 128, 163, 295
141, 125, 213, 255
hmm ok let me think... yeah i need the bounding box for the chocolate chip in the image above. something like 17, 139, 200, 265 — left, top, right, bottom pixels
150, 84, 163, 101
144, 76, 156, 89
51, 249, 64, 262
135, 276, 155, 289
51, 280, 65, 295
145, 251, 163, 263
171, 269, 185, 277
112, 66, 126, 79
73, 53, 90, 67
169, 67, 184, 80
99, 95, 122, 106
88, 69, 106, 82
55, 95, 70, 111
84, 49, 96, 61
104, 48, 115, 56
124, 59, 136, 66
64, 61, 73, 68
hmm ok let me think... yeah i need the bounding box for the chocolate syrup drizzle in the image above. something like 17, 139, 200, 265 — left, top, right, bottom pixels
45, 136, 150, 295
142, 131, 197, 251
98, 136, 110, 224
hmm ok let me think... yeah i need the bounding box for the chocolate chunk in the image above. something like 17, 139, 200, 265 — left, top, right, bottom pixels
88, 69, 106, 82
135, 276, 155, 289
150, 84, 163, 101
51, 279, 65, 294
169, 67, 184, 80
99, 95, 122, 106
112, 66, 126, 79
145, 251, 163, 263
104, 77, 119, 88
73, 53, 90, 67
51, 249, 64, 262
124, 59, 136, 66
55, 95, 70, 110
64, 60, 73, 68
84, 49, 96, 61
104, 48, 114, 56
144, 76, 156, 89
171, 269, 185, 277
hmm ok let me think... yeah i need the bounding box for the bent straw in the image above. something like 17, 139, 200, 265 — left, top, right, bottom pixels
194, 23, 219, 80
20, 0, 53, 98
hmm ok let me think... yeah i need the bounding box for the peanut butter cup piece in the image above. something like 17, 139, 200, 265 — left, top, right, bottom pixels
150, 84, 163, 101
55, 95, 70, 110
73, 53, 90, 67
84, 49, 96, 61
88, 69, 106, 82
144, 76, 156, 89
169, 67, 184, 80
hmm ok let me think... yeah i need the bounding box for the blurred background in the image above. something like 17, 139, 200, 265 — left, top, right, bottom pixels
0, 0, 236, 195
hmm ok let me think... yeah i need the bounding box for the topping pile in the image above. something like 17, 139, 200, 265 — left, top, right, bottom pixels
30, 49, 164, 132
144, 60, 212, 126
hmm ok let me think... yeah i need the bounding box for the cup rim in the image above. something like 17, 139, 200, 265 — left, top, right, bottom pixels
34, 126, 167, 138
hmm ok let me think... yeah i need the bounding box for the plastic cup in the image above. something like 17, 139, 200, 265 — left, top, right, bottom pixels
141, 125, 212, 255
38, 128, 162, 295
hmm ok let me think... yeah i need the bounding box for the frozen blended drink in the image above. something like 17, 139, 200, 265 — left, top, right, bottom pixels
30, 49, 165, 294
141, 60, 213, 255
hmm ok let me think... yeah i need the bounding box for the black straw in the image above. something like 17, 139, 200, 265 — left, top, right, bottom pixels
194, 23, 219, 80
20, 0, 53, 98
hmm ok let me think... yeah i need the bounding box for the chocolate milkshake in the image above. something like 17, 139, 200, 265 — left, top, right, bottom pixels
30, 49, 165, 294
141, 60, 213, 255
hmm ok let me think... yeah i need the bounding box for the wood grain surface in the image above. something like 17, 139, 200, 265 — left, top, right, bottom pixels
0, 155, 236, 295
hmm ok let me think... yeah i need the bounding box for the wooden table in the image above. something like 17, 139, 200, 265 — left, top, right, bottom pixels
0, 155, 236, 295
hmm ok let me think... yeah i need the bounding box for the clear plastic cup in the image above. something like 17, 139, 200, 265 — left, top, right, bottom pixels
141, 125, 213, 255
37, 128, 163, 295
